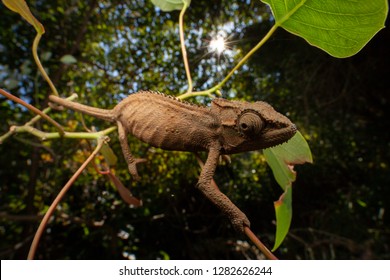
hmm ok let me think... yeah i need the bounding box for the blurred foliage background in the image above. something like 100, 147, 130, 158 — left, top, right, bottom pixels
0, 0, 389, 259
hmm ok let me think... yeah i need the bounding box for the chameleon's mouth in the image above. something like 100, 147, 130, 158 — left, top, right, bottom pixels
263, 123, 297, 147
227, 123, 298, 154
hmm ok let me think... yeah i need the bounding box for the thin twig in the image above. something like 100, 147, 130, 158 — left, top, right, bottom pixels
244, 226, 278, 260
0, 88, 64, 135
178, 90, 218, 100
7, 125, 116, 142
27, 137, 106, 259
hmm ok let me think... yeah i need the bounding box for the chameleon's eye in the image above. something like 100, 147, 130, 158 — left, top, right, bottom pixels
238, 112, 264, 137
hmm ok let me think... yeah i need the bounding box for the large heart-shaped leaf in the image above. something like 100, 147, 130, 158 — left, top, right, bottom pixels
151, 0, 191, 11
261, 0, 388, 58
264, 131, 312, 250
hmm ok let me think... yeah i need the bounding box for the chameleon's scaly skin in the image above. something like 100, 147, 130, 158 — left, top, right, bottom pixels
49, 91, 296, 233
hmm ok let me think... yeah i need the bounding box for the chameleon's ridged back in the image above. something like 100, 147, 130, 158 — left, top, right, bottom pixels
113, 91, 219, 152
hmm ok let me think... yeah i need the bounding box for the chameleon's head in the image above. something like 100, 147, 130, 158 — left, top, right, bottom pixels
211, 98, 297, 154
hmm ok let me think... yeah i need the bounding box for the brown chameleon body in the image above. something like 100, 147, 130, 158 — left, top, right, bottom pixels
49, 91, 296, 233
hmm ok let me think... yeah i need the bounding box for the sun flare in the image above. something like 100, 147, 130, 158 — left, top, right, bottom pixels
209, 36, 226, 55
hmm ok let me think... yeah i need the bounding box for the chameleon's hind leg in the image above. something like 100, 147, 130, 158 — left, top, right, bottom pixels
117, 121, 146, 181
196, 144, 250, 233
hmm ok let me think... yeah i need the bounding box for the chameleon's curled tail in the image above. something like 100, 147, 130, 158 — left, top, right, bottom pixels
49, 95, 115, 122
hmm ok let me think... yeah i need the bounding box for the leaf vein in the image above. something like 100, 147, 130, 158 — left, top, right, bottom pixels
303, 4, 385, 17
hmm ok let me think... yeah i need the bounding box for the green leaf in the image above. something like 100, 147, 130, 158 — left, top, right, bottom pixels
2, 0, 45, 34
273, 185, 292, 251
263, 131, 312, 250
100, 143, 118, 167
20, 61, 32, 75
4, 78, 19, 90
41, 51, 52, 61
151, 0, 191, 12
60, 54, 77, 65
264, 131, 312, 190
261, 0, 388, 58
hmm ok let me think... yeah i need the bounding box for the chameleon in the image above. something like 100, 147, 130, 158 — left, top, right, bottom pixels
49, 90, 297, 233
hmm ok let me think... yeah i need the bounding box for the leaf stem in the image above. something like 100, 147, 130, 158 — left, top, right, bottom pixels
179, 3, 193, 95
193, 24, 279, 96
32, 33, 59, 96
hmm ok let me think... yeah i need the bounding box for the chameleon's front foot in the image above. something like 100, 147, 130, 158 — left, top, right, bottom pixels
127, 158, 147, 181
195, 180, 251, 234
